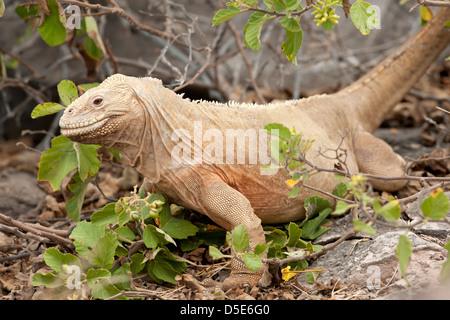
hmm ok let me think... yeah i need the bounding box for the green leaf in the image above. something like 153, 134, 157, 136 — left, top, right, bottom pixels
91, 278, 124, 300
301, 208, 331, 240
212, 5, 243, 26
230, 224, 250, 252
305, 270, 321, 284
304, 196, 332, 217
73, 142, 101, 181
31, 102, 65, 119
15, 4, 40, 27
0, 0, 5, 17
321, 19, 336, 31
89, 232, 118, 269
353, 219, 376, 235
38, 135, 100, 193
333, 200, 350, 215
208, 246, 224, 260
254, 243, 268, 256
159, 204, 198, 239
281, 28, 303, 66
38, 136, 78, 191
57, 80, 78, 106
112, 263, 131, 291
38, 0, 66, 47
44, 247, 81, 273
130, 253, 147, 274
280, 17, 301, 32
32, 272, 64, 288
439, 241, 450, 284
288, 186, 299, 199
373, 198, 401, 222
264, 123, 291, 141
243, 252, 263, 271
287, 222, 302, 247
286, 0, 302, 11
115, 226, 136, 242
86, 268, 111, 287
396, 234, 412, 279
262, 0, 274, 11
243, 11, 269, 51
83, 16, 106, 60
118, 208, 131, 226
265, 228, 288, 248
350, 0, 379, 35
78, 82, 100, 93
421, 188, 450, 220
332, 182, 348, 198
147, 248, 187, 284
69, 220, 105, 256
273, 0, 287, 12
91, 203, 119, 226
143, 225, 176, 249
66, 172, 94, 221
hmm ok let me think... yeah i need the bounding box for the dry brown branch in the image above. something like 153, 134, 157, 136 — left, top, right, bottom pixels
173, 47, 212, 92
0, 212, 73, 248
58, 0, 207, 52
265, 229, 357, 266
417, 0, 450, 7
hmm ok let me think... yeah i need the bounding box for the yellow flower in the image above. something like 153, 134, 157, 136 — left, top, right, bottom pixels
282, 266, 298, 281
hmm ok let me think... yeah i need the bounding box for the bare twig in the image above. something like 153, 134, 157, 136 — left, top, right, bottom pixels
264, 229, 357, 266
0, 212, 73, 248
417, 0, 450, 7
173, 47, 212, 92
228, 23, 267, 104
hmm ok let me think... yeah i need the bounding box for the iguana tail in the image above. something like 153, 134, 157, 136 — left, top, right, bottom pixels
341, 6, 450, 133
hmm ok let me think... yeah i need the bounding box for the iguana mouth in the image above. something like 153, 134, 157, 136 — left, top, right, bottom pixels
60, 117, 109, 137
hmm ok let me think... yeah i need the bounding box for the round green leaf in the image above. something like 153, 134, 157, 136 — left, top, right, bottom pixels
57, 80, 78, 106
243, 252, 262, 271
212, 5, 242, 26
37, 0, 66, 47
231, 224, 249, 252
421, 189, 450, 220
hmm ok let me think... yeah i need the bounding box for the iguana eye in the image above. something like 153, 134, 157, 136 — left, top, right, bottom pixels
93, 98, 103, 106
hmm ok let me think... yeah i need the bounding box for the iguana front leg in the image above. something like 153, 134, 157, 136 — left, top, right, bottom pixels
198, 180, 266, 289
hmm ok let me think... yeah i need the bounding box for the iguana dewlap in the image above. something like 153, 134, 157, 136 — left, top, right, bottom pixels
60, 8, 450, 289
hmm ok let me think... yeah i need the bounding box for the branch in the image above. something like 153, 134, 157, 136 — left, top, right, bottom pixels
417, 0, 450, 7
0, 212, 73, 248
57, 0, 208, 52
228, 22, 267, 104
173, 47, 212, 92
263, 229, 357, 266
246, 3, 315, 17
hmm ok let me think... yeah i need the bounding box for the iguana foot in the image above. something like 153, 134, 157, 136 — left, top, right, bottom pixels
203, 273, 260, 291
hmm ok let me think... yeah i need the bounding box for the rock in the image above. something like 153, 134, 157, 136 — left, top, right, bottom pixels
0, 169, 46, 219
304, 230, 445, 295
413, 221, 450, 240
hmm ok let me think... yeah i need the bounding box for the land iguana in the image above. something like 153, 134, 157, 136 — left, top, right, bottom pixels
59, 8, 450, 289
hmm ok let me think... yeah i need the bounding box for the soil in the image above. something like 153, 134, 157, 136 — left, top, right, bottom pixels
0, 62, 449, 301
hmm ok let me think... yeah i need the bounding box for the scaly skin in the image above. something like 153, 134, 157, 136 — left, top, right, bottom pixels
60, 8, 450, 289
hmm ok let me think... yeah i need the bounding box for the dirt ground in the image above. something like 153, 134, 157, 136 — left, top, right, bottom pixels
0, 61, 449, 301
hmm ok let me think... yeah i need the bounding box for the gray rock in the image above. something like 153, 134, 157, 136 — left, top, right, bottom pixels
304, 230, 445, 294
0, 168, 46, 219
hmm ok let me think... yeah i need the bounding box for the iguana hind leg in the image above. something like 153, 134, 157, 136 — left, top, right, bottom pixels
199, 180, 266, 289
353, 130, 407, 191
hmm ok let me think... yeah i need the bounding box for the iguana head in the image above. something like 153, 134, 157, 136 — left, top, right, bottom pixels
59, 73, 146, 146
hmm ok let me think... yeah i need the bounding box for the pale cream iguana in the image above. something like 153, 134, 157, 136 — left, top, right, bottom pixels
59, 8, 450, 289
